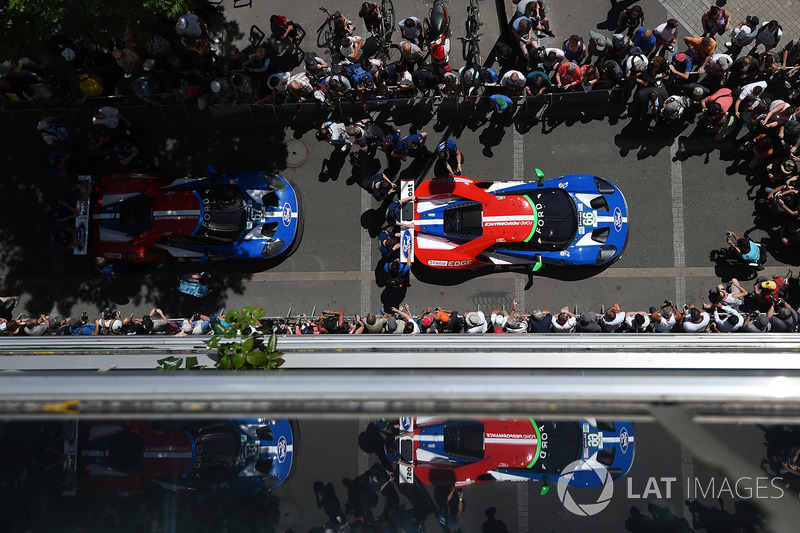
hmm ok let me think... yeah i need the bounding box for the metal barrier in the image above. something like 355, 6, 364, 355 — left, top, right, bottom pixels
2, 334, 800, 370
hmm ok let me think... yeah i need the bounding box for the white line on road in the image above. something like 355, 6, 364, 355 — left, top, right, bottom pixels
361, 188, 372, 314
670, 143, 687, 306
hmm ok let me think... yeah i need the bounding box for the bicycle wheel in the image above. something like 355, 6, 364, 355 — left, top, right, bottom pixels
382, 0, 395, 40
470, 40, 482, 67
316, 23, 331, 50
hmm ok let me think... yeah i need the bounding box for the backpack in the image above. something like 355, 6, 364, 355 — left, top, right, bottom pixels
330, 63, 346, 75
346, 63, 374, 89
412, 64, 441, 89
386, 271, 407, 288
662, 95, 689, 119
78, 73, 103, 96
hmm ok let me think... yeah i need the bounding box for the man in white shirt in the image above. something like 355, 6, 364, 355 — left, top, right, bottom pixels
551, 311, 577, 333
712, 304, 743, 332
651, 302, 682, 332
93, 106, 130, 129
681, 306, 711, 333
600, 303, 625, 332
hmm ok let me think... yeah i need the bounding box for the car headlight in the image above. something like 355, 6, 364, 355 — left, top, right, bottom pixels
262, 239, 285, 257
596, 245, 617, 263
265, 175, 287, 191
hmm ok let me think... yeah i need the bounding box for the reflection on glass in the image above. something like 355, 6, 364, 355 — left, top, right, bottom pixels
1, 418, 792, 532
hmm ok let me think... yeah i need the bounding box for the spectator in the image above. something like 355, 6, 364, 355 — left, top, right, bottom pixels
632, 28, 656, 56
768, 299, 799, 332
464, 310, 488, 334
616, 5, 645, 37
490, 309, 508, 333
399, 41, 424, 69
711, 303, 744, 332
538, 47, 565, 73
551, 310, 576, 333
683, 35, 716, 73
398, 17, 424, 45
651, 302, 682, 332
742, 311, 771, 333
318, 310, 345, 334
223, 45, 245, 73
528, 309, 553, 333
392, 304, 420, 334
363, 312, 388, 334
511, 17, 537, 66
734, 80, 767, 120
725, 16, 760, 59
624, 311, 651, 333
701, 6, 730, 38
562, 34, 587, 64
92, 106, 130, 130
653, 19, 679, 56
599, 303, 625, 332
518, 0, 553, 38
489, 93, 514, 114
333, 11, 356, 42
751, 20, 783, 56
526, 70, 552, 96
555, 62, 583, 91
576, 312, 602, 333
270, 14, 305, 47
340, 36, 364, 63
586, 31, 610, 64
681, 305, 711, 333
317, 120, 350, 150
500, 70, 526, 95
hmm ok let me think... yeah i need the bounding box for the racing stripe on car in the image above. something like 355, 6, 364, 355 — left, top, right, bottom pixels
522, 195, 538, 243
526, 418, 542, 469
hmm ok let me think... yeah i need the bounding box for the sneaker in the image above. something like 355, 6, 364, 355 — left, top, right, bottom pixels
666, 45, 674, 51
544, 30, 555, 37
725, 41, 732, 48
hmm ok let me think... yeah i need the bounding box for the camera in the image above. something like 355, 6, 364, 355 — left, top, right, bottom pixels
80, 312, 89, 323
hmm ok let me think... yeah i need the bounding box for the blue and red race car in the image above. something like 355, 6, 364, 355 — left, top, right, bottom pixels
90, 171, 302, 262
399, 172, 628, 270
397, 417, 634, 488
63, 418, 294, 496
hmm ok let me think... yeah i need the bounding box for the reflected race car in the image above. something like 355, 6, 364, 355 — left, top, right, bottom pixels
63, 418, 294, 496
399, 172, 628, 270
91, 171, 302, 262
397, 417, 634, 488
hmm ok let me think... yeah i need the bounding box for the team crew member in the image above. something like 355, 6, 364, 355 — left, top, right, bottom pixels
436, 140, 463, 175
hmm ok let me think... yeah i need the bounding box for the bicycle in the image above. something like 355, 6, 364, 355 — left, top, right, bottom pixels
374, 0, 398, 60
316, 7, 340, 60
459, 0, 482, 66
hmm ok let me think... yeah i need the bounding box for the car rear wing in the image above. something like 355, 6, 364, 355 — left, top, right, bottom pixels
73, 175, 91, 255
400, 180, 414, 264
398, 416, 415, 484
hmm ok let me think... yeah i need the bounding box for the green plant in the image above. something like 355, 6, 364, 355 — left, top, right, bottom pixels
206, 308, 284, 370
156, 355, 204, 371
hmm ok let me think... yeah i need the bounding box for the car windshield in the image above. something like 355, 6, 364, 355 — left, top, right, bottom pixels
119, 196, 153, 235
443, 202, 483, 239
443, 420, 485, 460
195, 185, 247, 244
492, 188, 577, 251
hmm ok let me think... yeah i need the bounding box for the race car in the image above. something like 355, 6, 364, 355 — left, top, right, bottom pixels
397, 417, 634, 488
63, 418, 295, 496
90, 171, 302, 262
399, 172, 628, 270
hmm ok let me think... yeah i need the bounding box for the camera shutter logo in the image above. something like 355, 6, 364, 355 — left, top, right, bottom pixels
556, 459, 614, 516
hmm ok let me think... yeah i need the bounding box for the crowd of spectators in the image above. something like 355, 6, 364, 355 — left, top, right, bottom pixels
2, 268, 797, 335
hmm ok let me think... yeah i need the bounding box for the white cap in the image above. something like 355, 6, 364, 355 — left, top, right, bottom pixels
176, 17, 187, 31
210, 80, 222, 93
143, 58, 155, 71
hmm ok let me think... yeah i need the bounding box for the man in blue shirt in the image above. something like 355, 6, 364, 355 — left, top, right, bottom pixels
391, 132, 430, 159
436, 140, 463, 175
632, 27, 656, 55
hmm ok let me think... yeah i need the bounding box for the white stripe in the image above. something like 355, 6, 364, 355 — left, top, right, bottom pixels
263, 211, 299, 219
595, 216, 628, 223
484, 437, 538, 445
416, 435, 445, 442
416, 234, 458, 250
483, 215, 536, 222
95, 213, 118, 220
670, 142, 687, 308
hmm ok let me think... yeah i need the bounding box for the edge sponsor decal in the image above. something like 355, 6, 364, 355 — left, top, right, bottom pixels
428, 259, 473, 267
619, 427, 629, 453
277, 435, 288, 463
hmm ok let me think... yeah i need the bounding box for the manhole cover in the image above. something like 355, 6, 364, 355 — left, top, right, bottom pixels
285, 139, 309, 169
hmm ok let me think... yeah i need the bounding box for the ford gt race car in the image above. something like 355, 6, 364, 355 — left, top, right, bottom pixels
90, 171, 302, 262
63, 418, 294, 496
397, 418, 634, 488
399, 172, 628, 270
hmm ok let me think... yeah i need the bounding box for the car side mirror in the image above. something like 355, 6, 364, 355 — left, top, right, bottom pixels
535, 168, 545, 187
532, 254, 543, 272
